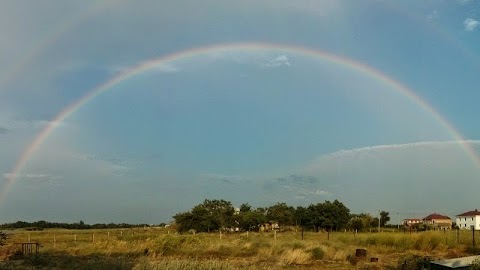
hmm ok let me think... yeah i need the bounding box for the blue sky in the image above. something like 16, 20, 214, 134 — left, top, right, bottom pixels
1, 0, 480, 224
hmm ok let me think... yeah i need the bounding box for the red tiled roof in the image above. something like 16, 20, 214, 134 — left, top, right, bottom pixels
457, 209, 480, 217
424, 213, 450, 220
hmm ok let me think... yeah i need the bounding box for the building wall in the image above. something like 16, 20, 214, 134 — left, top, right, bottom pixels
425, 218, 452, 227
404, 220, 421, 225
456, 215, 480, 230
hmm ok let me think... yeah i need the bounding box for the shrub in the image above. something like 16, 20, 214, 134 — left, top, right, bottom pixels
308, 247, 325, 260
395, 254, 430, 270
279, 249, 311, 265
471, 257, 480, 270
133, 259, 235, 270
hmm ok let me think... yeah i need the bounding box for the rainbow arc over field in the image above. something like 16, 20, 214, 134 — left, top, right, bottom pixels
2, 42, 479, 203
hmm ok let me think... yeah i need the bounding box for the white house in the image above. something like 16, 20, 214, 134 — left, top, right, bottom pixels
403, 218, 422, 226
456, 209, 480, 230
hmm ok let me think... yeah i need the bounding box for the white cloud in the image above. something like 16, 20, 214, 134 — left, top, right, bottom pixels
0, 126, 10, 135
70, 152, 136, 178
464, 18, 479, 31
296, 188, 333, 197
313, 189, 332, 196
299, 140, 480, 215
3, 172, 63, 187
153, 63, 179, 73
202, 173, 250, 184
264, 55, 291, 68
306, 140, 480, 168
458, 0, 472, 5
426, 10, 439, 22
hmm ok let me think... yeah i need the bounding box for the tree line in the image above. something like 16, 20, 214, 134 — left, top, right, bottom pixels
0, 220, 161, 230
173, 199, 391, 233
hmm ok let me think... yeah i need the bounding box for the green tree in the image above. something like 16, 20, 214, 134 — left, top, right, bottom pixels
173, 199, 235, 233
266, 203, 295, 226
239, 209, 266, 231
294, 206, 312, 228
371, 217, 379, 228
380, 211, 390, 227
350, 217, 364, 231
308, 200, 350, 231
239, 203, 252, 212
355, 213, 374, 229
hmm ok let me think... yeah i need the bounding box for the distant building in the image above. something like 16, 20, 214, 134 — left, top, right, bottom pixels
403, 218, 422, 226
456, 209, 480, 230
423, 213, 452, 229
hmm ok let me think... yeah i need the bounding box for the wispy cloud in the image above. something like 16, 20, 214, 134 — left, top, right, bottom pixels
3, 172, 63, 186
264, 55, 291, 68
153, 63, 180, 73
426, 10, 439, 22
306, 140, 480, 167
71, 153, 135, 177
458, 0, 472, 5
276, 174, 319, 186
464, 18, 479, 31
202, 173, 250, 184
0, 127, 10, 135
262, 174, 333, 201
299, 189, 332, 197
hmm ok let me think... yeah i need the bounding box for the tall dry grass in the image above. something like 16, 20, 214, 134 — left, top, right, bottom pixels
2, 228, 478, 269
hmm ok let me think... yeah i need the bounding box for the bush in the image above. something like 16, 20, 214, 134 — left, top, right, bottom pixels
133, 259, 234, 270
471, 257, 480, 270
395, 254, 430, 270
308, 247, 325, 260
0, 231, 7, 246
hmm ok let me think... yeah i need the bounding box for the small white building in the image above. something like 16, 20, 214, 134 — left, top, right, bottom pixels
403, 218, 422, 226
456, 209, 480, 230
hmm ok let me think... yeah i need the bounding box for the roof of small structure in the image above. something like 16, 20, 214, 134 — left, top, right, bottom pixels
424, 213, 450, 220
431, 255, 480, 268
457, 209, 480, 217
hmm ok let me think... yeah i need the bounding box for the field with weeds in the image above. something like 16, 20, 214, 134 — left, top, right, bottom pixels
0, 227, 479, 269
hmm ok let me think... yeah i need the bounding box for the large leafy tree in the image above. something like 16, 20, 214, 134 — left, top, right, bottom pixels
350, 217, 364, 231
353, 213, 375, 230
308, 200, 350, 231
238, 209, 266, 231
173, 199, 235, 233
380, 211, 390, 227
294, 206, 312, 228
266, 203, 295, 226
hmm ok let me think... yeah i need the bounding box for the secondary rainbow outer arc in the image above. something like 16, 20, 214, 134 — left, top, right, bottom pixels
2, 1, 478, 97
3, 42, 479, 203
0, 0, 112, 93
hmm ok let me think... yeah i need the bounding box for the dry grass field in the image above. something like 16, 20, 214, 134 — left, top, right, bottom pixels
0, 227, 479, 269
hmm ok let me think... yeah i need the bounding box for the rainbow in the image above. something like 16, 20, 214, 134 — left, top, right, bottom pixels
2, 42, 479, 203
2, 0, 478, 97
0, 1, 111, 92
